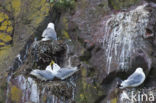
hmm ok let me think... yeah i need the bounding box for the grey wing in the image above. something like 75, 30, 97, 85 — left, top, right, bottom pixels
127, 72, 142, 80
42, 29, 47, 37
55, 68, 78, 80
125, 73, 143, 86
42, 28, 57, 40
38, 70, 55, 80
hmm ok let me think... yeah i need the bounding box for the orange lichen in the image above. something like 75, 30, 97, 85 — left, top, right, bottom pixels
7, 26, 13, 32
0, 42, 5, 46
0, 33, 12, 42
110, 98, 117, 103
2, 21, 9, 26
10, 85, 22, 103
0, 11, 13, 47
0, 26, 7, 31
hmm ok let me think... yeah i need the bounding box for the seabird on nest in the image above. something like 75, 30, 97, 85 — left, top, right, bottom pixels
47, 61, 78, 80
41, 22, 57, 41
119, 67, 145, 89
30, 61, 78, 81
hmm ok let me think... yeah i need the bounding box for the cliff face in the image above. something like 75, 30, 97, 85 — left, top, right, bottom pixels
0, 0, 156, 103
0, 0, 51, 72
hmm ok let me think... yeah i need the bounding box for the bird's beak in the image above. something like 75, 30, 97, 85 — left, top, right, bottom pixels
50, 60, 54, 69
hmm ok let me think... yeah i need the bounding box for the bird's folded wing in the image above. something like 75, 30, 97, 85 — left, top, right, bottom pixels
127, 73, 143, 81
38, 71, 55, 80
55, 68, 78, 80
124, 73, 143, 86
42, 29, 47, 37
31, 70, 55, 80
42, 28, 57, 39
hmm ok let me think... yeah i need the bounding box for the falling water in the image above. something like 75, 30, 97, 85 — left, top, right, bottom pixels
100, 4, 150, 73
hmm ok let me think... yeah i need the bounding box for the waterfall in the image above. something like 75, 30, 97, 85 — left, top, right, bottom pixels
100, 4, 150, 73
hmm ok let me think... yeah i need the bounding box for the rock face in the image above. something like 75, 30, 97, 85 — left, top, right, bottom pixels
6, 75, 74, 103
31, 41, 67, 69
1, 0, 156, 103
6, 40, 77, 103
97, 3, 154, 73
0, 0, 51, 72
68, 1, 156, 103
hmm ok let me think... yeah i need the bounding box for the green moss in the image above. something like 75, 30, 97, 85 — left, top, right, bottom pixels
54, 0, 76, 11
109, 0, 140, 10
80, 93, 87, 102
61, 17, 71, 39
81, 67, 87, 90
79, 50, 91, 63
75, 66, 105, 103
26, 0, 50, 27
62, 17, 68, 29
63, 30, 70, 39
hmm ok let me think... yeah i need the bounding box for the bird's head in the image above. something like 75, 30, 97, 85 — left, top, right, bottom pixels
50, 60, 55, 69
47, 22, 55, 30
136, 67, 143, 73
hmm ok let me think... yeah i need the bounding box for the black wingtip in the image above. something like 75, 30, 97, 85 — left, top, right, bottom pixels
116, 78, 123, 88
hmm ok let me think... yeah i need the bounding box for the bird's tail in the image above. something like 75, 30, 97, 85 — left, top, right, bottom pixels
117, 79, 123, 89
119, 85, 124, 89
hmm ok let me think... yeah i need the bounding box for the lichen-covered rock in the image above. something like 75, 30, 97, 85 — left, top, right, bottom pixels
0, 11, 13, 46
0, 0, 51, 73
67, 1, 156, 103
6, 74, 75, 102
96, 3, 156, 73
108, 0, 141, 10
4, 38, 76, 103
0, 77, 7, 103
1, 0, 156, 103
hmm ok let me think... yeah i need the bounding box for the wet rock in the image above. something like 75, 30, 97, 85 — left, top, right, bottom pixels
6, 75, 75, 103
69, 2, 156, 102
96, 3, 156, 102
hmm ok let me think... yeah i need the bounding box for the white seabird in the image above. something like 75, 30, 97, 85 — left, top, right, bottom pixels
30, 62, 55, 81
30, 61, 78, 81
48, 61, 79, 80
119, 67, 145, 89
30, 69, 55, 81
41, 22, 57, 41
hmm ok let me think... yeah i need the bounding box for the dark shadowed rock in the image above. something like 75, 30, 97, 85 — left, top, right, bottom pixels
31, 40, 67, 69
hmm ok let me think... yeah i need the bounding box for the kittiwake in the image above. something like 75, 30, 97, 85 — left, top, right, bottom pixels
30, 70, 55, 81
41, 22, 57, 41
30, 60, 78, 81
119, 67, 145, 89
30, 61, 55, 81
48, 61, 79, 80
